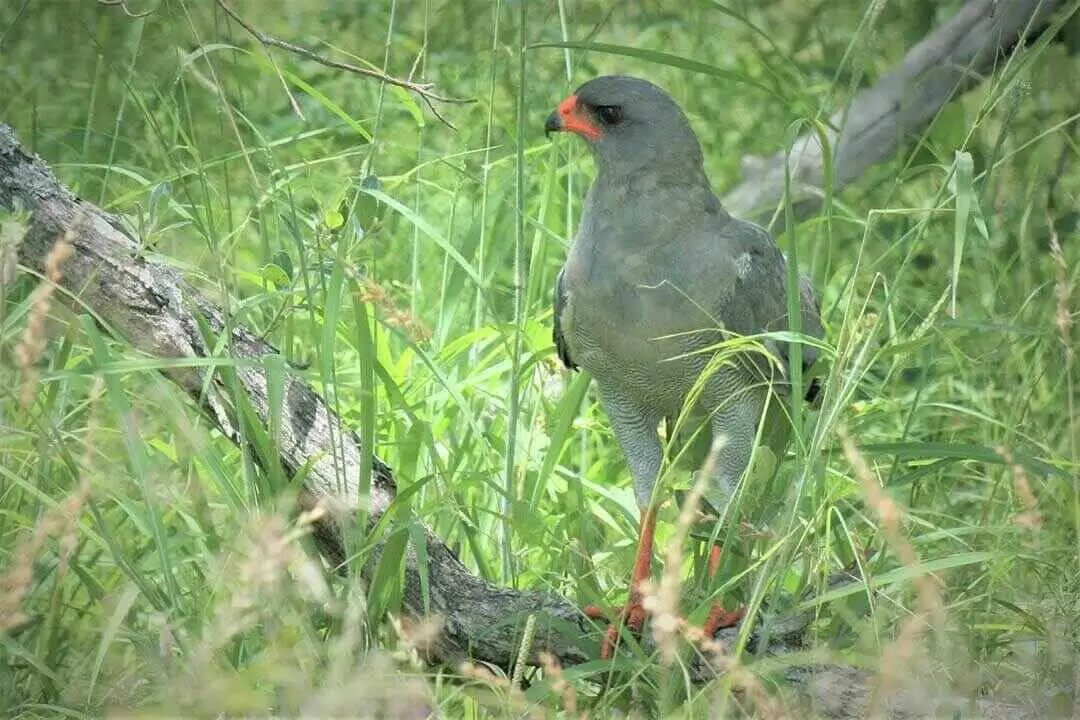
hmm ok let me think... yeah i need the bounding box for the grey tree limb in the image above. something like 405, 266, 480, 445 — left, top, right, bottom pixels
0, 123, 591, 672
723, 0, 1069, 227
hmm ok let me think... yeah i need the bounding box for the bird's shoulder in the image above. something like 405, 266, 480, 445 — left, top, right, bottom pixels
674, 215, 787, 326
703, 216, 821, 329
710, 215, 786, 279
701, 215, 826, 399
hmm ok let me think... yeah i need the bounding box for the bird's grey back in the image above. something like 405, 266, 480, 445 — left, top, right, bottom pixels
561, 171, 822, 404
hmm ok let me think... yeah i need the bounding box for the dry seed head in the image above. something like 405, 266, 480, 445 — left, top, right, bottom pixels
1045, 214, 1073, 365
356, 277, 431, 341
840, 428, 943, 617
0, 376, 98, 630
868, 611, 929, 719
0, 217, 25, 285
199, 514, 307, 654
649, 435, 727, 664
539, 651, 580, 716
689, 624, 788, 719
459, 660, 501, 684
645, 434, 790, 716
458, 659, 529, 712
996, 445, 1042, 531
0, 541, 35, 631
0, 473, 92, 630
15, 224, 76, 408
840, 428, 948, 716
394, 613, 444, 663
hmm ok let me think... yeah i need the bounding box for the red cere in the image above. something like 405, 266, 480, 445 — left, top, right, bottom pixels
557, 95, 579, 118
558, 95, 603, 141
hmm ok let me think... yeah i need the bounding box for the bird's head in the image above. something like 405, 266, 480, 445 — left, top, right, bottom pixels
544, 74, 705, 178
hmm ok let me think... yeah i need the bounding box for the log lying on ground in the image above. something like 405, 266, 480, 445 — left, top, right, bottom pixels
723, 0, 1068, 227
0, 1, 1065, 715
0, 126, 591, 670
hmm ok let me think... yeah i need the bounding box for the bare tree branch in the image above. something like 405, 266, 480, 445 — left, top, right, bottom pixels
0, 125, 588, 671
723, 0, 1073, 229
214, 0, 473, 128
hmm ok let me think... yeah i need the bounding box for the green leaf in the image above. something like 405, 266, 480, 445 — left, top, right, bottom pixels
949, 150, 974, 317
858, 441, 1065, 479
324, 208, 345, 230
261, 263, 291, 289
358, 187, 483, 287
271, 249, 294, 280
797, 551, 997, 611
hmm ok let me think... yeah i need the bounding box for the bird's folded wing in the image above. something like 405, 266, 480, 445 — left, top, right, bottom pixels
552, 267, 578, 370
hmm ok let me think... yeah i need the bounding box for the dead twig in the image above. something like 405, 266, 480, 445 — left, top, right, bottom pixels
214, 0, 473, 128
97, 0, 155, 20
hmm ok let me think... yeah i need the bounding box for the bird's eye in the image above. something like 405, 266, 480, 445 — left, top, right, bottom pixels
595, 105, 623, 126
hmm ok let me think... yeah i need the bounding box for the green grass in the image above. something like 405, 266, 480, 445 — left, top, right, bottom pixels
2, 0, 1080, 716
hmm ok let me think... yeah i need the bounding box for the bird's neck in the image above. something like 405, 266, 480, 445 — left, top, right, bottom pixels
592, 141, 719, 197
591, 130, 710, 181
571, 172, 729, 275
586, 163, 729, 239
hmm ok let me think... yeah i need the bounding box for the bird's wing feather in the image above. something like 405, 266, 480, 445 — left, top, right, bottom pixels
552, 267, 578, 370
715, 219, 825, 402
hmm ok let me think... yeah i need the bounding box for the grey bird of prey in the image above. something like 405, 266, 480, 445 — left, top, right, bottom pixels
544, 75, 825, 658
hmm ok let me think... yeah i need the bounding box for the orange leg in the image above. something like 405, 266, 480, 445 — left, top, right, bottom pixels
701, 544, 745, 639
584, 516, 744, 658
583, 507, 657, 659
707, 543, 722, 578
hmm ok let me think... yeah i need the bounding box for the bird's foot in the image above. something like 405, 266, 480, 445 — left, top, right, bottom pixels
702, 603, 745, 640
584, 601, 745, 658
583, 599, 647, 659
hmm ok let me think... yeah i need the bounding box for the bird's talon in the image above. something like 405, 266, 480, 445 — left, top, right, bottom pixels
625, 600, 646, 632
582, 604, 611, 621
589, 599, 648, 659
601, 624, 619, 660
702, 604, 745, 640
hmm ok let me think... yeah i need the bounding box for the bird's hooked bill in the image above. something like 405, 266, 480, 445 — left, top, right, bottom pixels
543, 111, 562, 136
545, 94, 602, 140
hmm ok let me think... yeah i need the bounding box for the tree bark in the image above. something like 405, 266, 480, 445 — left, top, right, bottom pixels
0, 0, 1065, 715
0, 126, 593, 671
723, 0, 1067, 228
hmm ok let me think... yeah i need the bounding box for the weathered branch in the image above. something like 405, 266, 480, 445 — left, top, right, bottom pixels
0, 125, 589, 671
723, 0, 1070, 227
213, 0, 473, 129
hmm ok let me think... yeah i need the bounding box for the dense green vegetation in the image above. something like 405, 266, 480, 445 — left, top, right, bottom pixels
2, 0, 1078, 716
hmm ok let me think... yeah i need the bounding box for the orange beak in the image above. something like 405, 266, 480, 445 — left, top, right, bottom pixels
544, 94, 602, 141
